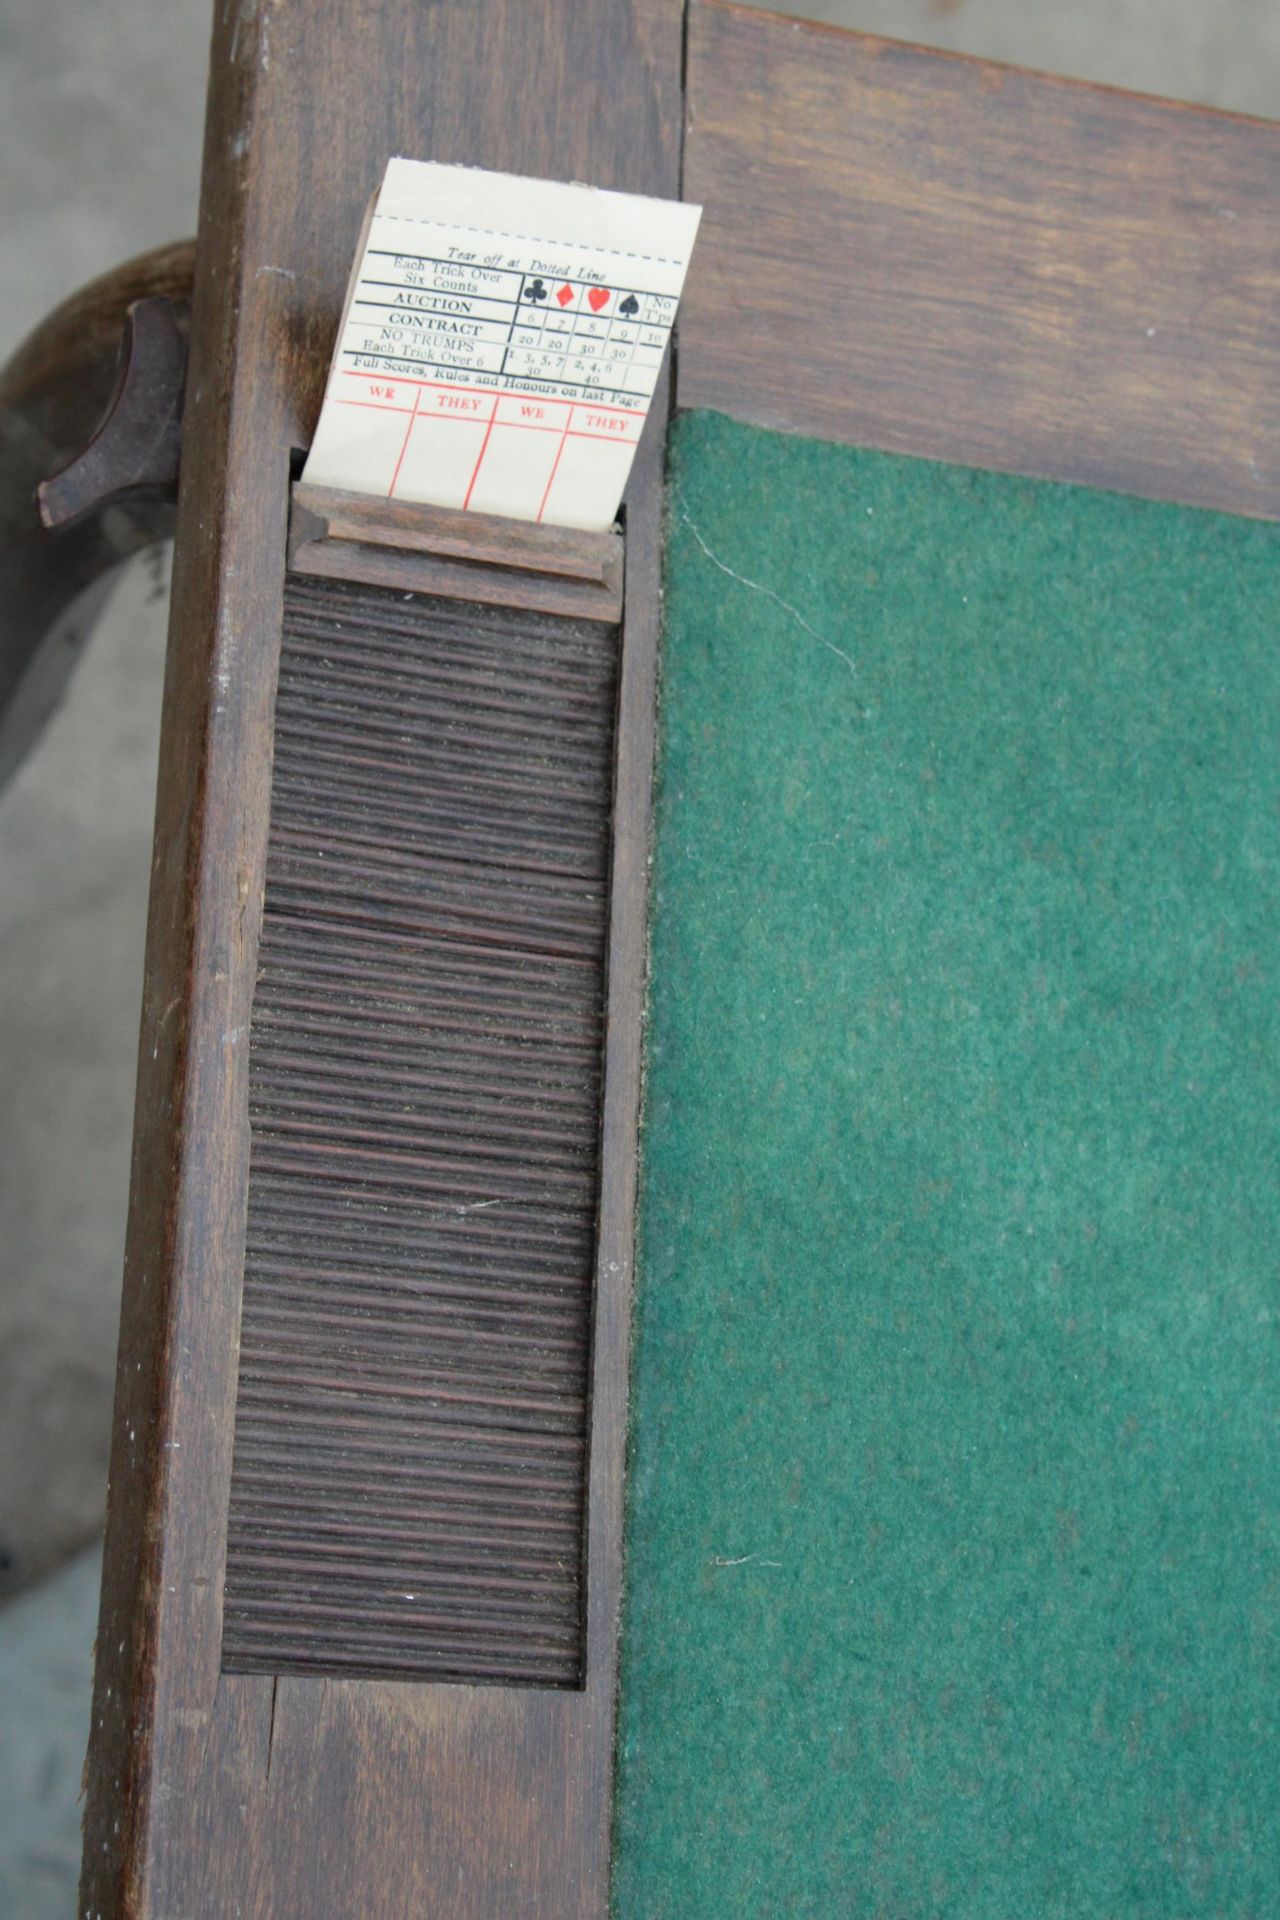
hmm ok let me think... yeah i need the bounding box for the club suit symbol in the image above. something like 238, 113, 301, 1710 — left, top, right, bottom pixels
527, 278, 548, 303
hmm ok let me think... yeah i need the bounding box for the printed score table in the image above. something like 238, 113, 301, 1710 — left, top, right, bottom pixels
304, 162, 701, 529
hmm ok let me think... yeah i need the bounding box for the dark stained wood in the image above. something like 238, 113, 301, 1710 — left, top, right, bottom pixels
681, 1, 1280, 520
290, 483, 625, 618
79, 3, 681, 1918
223, 571, 620, 1688
0, 242, 193, 788
38, 295, 188, 531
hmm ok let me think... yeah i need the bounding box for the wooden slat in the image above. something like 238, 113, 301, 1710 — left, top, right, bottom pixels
681, 1, 1280, 519
80, 3, 681, 1917
290, 483, 626, 616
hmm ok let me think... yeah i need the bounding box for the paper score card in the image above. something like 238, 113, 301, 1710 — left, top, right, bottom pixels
302, 159, 701, 532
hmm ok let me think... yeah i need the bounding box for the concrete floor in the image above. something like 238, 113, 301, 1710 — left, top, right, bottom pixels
3, 2, 1279, 1914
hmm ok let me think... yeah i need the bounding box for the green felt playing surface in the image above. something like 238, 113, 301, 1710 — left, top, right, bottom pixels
612, 411, 1280, 1918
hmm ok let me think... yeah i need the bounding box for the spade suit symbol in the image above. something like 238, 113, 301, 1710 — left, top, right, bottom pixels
619, 293, 640, 317
527, 278, 548, 303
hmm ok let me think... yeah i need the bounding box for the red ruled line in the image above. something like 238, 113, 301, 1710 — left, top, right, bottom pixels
332, 398, 416, 416
462, 398, 501, 510
339, 369, 647, 419
387, 386, 421, 497
334, 397, 637, 448
537, 419, 572, 525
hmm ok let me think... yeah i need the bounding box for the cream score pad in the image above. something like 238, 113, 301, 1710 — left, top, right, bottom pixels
302, 159, 701, 532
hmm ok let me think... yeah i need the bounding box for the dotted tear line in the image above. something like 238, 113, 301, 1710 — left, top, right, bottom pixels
373, 212, 687, 267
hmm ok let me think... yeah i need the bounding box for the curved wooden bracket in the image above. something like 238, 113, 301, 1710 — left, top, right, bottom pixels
0, 240, 195, 789
38, 294, 188, 533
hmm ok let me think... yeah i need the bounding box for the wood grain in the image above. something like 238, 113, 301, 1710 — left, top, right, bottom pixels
79, 3, 681, 1916
223, 574, 619, 1688
681, 1, 1280, 520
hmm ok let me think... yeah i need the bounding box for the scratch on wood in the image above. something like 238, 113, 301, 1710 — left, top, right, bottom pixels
266, 1676, 279, 1786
